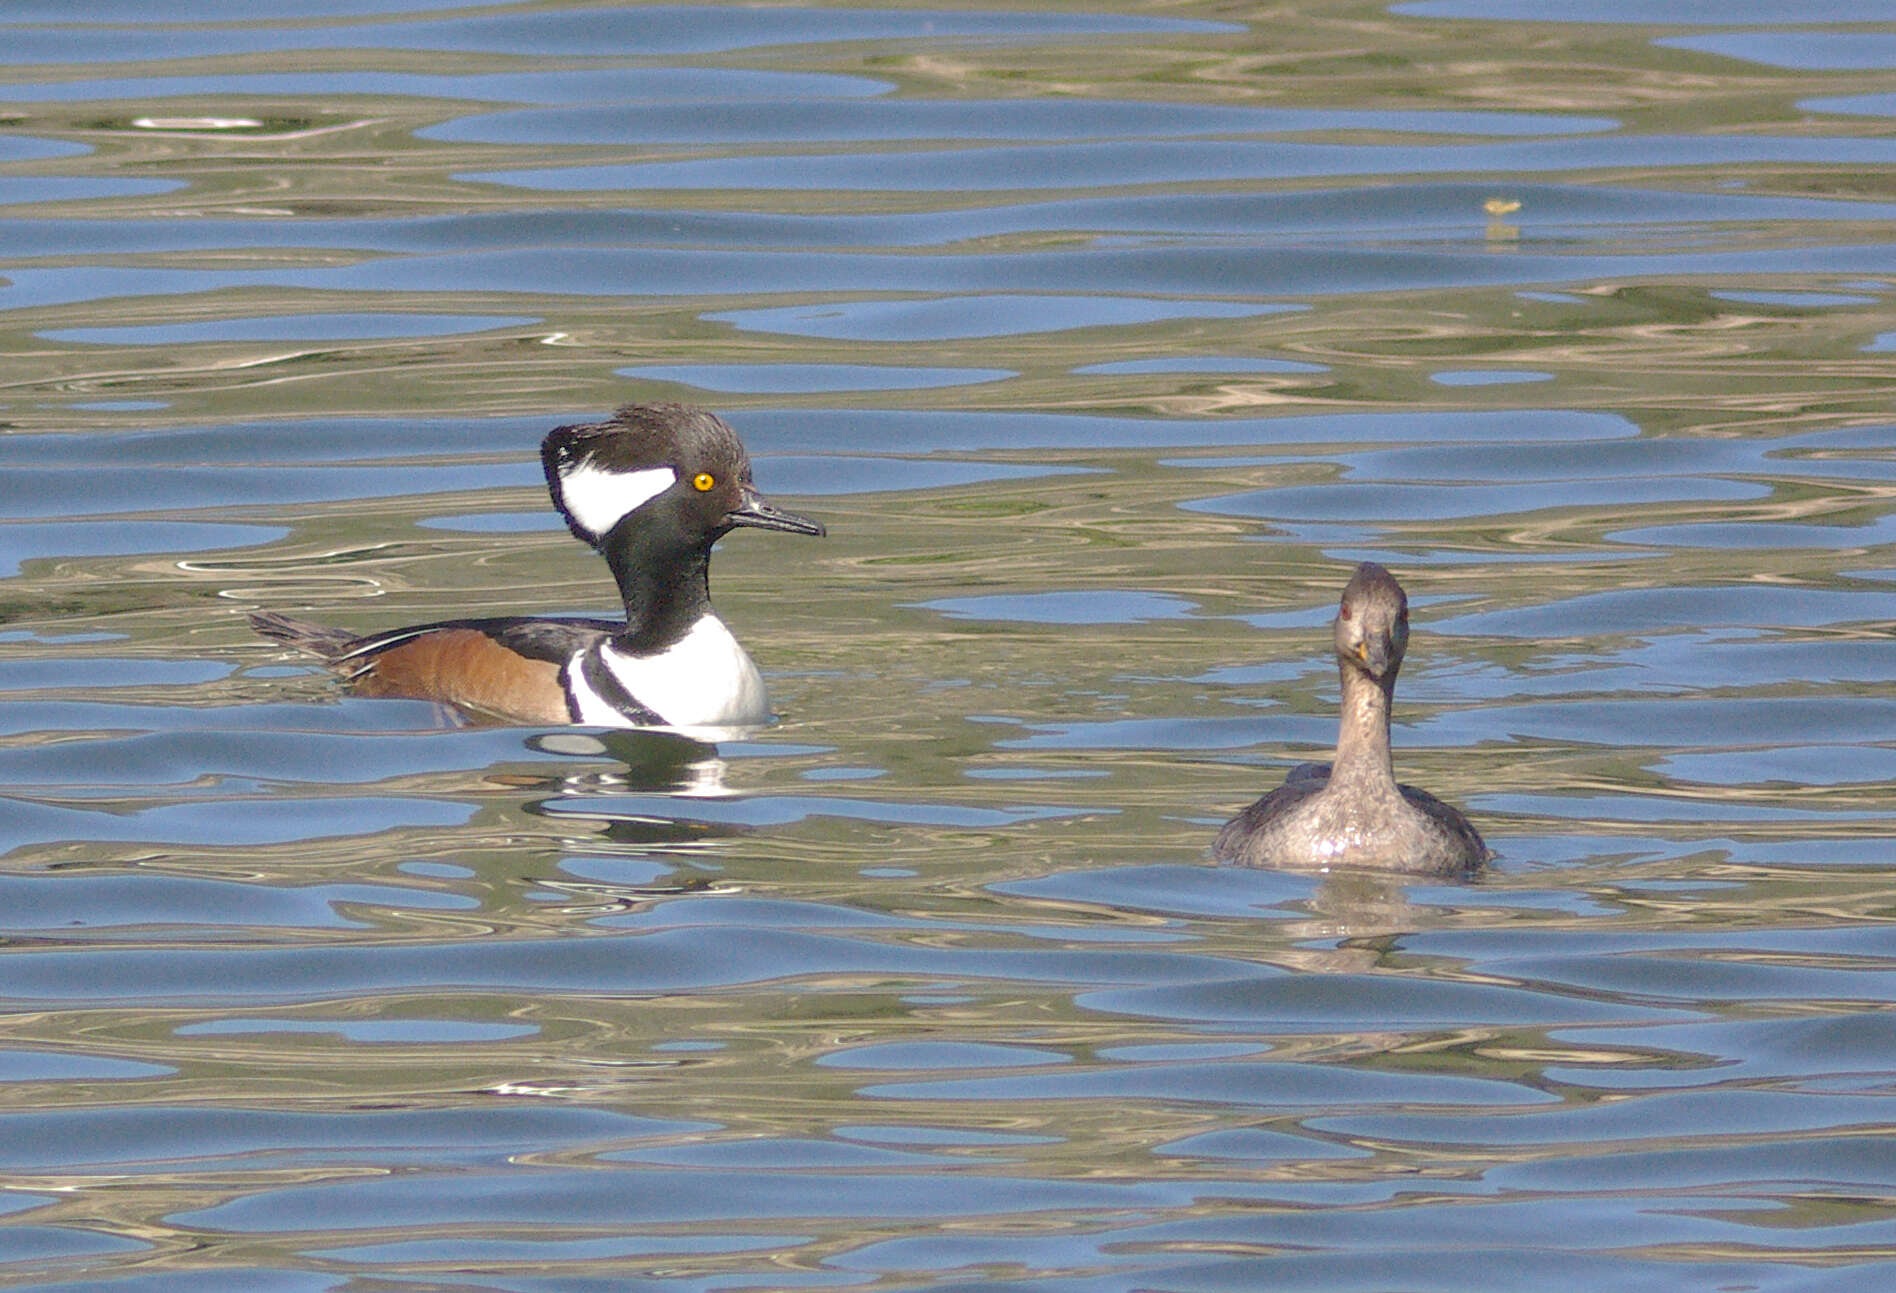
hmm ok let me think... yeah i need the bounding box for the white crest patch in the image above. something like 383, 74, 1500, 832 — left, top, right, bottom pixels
556, 463, 675, 542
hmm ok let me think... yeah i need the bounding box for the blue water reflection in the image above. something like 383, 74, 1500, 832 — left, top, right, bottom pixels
5, 0, 1896, 1288
431, 100, 1618, 146
0, 6, 1236, 64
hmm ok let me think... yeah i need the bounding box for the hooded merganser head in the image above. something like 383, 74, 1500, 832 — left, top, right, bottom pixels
542, 403, 824, 662
543, 403, 825, 553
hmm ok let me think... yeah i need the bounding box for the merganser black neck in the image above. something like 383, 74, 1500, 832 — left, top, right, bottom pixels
600, 516, 721, 656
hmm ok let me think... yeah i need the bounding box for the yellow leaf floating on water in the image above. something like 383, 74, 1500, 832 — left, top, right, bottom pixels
1484, 196, 1522, 243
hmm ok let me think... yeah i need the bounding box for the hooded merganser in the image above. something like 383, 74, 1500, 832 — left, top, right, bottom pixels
1213, 562, 1488, 875
251, 403, 825, 730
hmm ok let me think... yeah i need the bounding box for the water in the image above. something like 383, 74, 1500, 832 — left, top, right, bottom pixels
2, 2, 1894, 1288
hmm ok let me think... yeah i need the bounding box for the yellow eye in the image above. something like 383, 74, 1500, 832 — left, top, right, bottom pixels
691, 472, 716, 492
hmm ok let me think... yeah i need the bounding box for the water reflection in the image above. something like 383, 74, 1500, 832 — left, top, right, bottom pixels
4, 0, 1896, 1287
521, 728, 740, 849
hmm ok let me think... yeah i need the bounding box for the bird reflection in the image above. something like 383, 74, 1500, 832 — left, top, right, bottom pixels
514, 727, 745, 849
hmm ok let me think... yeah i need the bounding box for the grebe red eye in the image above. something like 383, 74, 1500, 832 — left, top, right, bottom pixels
1339, 602, 1353, 620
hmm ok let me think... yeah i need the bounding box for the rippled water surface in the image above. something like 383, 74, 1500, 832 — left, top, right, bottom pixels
4, 2, 1896, 1288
